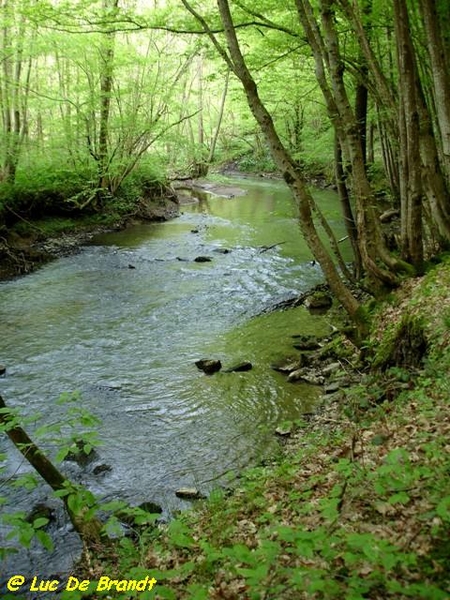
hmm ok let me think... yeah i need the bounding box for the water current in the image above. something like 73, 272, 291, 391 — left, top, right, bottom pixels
0, 176, 350, 585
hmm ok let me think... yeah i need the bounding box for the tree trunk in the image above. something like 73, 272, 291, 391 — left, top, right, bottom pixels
334, 135, 362, 279
417, 84, 450, 245
208, 68, 230, 163
419, 0, 450, 184
98, 0, 119, 193
0, 395, 102, 547
297, 0, 410, 288
0, 0, 31, 183
393, 0, 424, 271
355, 79, 368, 167
214, 0, 362, 322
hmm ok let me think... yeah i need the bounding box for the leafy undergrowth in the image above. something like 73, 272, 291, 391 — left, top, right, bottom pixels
76, 260, 450, 600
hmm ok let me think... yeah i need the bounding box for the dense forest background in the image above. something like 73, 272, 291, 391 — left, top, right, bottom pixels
1, 0, 449, 323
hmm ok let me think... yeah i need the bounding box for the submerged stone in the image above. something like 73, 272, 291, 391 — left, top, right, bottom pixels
224, 361, 252, 373
92, 463, 112, 476
195, 359, 222, 374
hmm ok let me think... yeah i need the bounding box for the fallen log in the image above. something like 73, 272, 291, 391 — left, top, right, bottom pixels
0, 394, 102, 547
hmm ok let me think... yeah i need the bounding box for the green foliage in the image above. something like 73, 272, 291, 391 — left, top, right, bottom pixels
0, 390, 101, 558
86, 264, 450, 599
235, 150, 277, 174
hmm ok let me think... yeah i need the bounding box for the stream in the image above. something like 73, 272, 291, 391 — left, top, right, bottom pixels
0, 176, 350, 587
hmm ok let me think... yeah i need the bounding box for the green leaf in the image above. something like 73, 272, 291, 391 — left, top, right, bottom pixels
388, 491, 410, 505
33, 517, 49, 529
35, 529, 54, 551
436, 496, 450, 522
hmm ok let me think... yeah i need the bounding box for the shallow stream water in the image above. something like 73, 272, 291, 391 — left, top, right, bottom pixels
0, 176, 350, 586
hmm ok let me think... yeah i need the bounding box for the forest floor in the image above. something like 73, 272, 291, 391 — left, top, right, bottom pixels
72, 257, 450, 600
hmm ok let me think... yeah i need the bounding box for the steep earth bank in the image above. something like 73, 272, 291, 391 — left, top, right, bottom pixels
0, 192, 180, 281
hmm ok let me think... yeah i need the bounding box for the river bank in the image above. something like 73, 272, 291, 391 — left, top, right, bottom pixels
5, 174, 444, 599
0, 190, 181, 281
72, 257, 450, 599
0, 175, 255, 281
1, 176, 342, 591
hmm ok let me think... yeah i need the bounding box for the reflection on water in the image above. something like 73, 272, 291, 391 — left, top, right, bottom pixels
0, 176, 347, 580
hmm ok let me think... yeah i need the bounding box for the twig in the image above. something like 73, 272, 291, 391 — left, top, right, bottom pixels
5, 204, 45, 233
259, 241, 286, 253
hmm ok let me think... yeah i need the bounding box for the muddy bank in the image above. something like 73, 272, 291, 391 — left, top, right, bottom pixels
0, 194, 180, 282
0, 177, 253, 281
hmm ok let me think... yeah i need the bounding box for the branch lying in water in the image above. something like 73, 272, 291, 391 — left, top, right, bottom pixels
0, 394, 103, 548
259, 241, 286, 253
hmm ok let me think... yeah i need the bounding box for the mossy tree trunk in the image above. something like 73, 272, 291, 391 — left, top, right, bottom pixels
0, 394, 102, 548
181, 0, 363, 327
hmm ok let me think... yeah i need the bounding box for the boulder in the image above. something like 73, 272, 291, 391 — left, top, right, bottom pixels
92, 463, 112, 476
195, 359, 222, 374
301, 373, 325, 385
322, 362, 341, 376
213, 248, 231, 254
305, 292, 333, 310
288, 368, 324, 385
324, 382, 341, 394
287, 368, 306, 382
224, 361, 252, 373
275, 424, 292, 436
175, 487, 205, 500
270, 354, 309, 374
0, 364, 5, 376
194, 256, 212, 263
292, 335, 321, 350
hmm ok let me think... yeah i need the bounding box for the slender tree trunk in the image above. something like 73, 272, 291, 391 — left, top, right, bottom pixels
98, 0, 119, 193
419, 0, 450, 183
297, 0, 411, 288
378, 113, 400, 202
213, 0, 361, 322
393, 0, 424, 270
208, 68, 230, 163
367, 121, 375, 165
335, 135, 362, 279
0, 395, 102, 547
338, 0, 400, 195
354, 79, 368, 167
417, 84, 450, 245
197, 54, 204, 148
0, 0, 30, 182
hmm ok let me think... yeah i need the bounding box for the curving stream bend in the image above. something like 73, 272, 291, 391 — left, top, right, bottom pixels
0, 176, 350, 583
